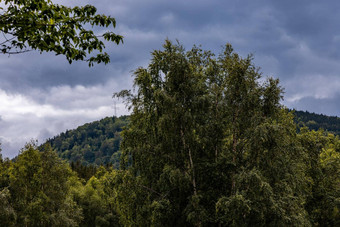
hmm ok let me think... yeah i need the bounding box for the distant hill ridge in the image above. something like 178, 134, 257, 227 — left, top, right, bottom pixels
45, 110, 339, 166
45, 115, 129, 167
292, 110, 340, 135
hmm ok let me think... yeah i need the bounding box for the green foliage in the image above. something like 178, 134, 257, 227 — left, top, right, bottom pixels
70, 160, 99, 181
114, 40, 312, 226
2, 142, 83, 226
71, 167, 121, 226
0, 0, 123, 66
293, 110, 340, 135
101, 169, 156, 226
0, 188, 16, 226
45, 116, 128, 167
298, 129, 340, 226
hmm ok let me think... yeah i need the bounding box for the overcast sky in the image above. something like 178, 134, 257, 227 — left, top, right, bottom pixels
1, 0, 340, 157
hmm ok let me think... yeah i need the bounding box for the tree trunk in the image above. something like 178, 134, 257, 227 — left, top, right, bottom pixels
181, 127, 201, 227
180, 128, 197, 196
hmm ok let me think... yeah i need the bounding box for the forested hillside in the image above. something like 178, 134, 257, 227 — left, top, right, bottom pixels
45, 116, 128, 167
45, 110, 339, 167
293, 110, 340, 135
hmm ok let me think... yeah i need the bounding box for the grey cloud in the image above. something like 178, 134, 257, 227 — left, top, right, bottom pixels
2, 0, 340, 102
269, 1, 340, 60
288, 94, 340, 117
37, 128, 54, 144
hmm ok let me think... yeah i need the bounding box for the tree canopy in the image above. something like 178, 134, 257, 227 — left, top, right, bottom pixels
44, 115, 128, 167
293, 110, 340, 135
114, 40, 340, 226
0, 0, 123, 66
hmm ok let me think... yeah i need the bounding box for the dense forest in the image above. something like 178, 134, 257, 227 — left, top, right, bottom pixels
293, 110, 340, 135
43, 110, 339, 167
45, 116, 129, 168
0, 41, 339, 226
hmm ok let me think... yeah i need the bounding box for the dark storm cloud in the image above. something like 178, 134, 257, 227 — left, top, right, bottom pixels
0, 48, 132, 91
1, 0, 340, 108
0, 0, 287, 90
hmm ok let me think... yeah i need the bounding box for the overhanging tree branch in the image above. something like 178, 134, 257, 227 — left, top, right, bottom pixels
0, 0, 123, 66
